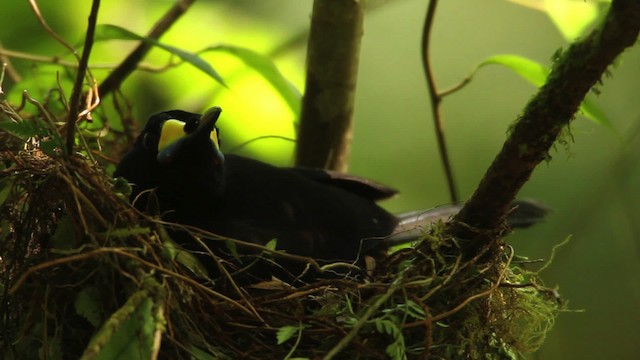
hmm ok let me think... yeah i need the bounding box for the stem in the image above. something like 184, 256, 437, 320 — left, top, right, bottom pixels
421, 0, 459, 203
65, 0, 100, 155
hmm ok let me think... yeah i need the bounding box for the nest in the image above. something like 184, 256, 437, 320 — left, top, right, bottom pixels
0, 106, 563, 359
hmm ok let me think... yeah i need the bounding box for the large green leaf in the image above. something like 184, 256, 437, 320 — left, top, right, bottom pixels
475, 54, 612, 129
94, 24, 226, 87
201, 45, 301, 116
81, 290, 160, 360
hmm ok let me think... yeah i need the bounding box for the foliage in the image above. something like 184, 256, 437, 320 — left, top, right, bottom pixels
1, 0, 635, 358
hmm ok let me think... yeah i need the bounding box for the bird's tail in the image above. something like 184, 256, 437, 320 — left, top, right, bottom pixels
385, 199, 549, 246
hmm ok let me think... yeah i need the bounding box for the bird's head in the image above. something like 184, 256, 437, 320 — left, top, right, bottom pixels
140, 107, 224, 166
116, 107, 227, 207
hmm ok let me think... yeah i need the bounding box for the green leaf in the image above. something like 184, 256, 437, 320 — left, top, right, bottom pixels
0, 119, 63, 156
580, 96, 613, 130
75, 287, 104, 327
39, 138, 63, 158
0, 119, 48, 140
374, 319, 384, 334
51, 216, 78, 250
94, 24, 226, 87
81, 291, 158, 360
175, 248, 209, 278
156, 226, 209, 278
506, 0, 604, 40
477, 54, 549, 87
0, 177, 15, 207
202, 45, 301, 116
543, 0, 600, 40
225, 238, 240, 260
475, 54, 613, 129
404, 300, 426, 320
276, 325, 299, 345
190, 347, 217, 360
265, 238, 278, 251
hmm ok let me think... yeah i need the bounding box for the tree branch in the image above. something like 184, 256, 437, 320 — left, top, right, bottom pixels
65, 0, 100, 155
295, 0, 364, 171
449, 0, 640, 254
421, 0, 459, 203
97, 0, 195, 98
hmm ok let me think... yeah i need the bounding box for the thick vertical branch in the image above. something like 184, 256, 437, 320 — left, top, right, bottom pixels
295, 0, 364, 171
449, 0, 640, 254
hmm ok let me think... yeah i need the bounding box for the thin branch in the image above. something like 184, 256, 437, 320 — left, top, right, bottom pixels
421, 0, 458, 203
0, 41, 22, 83
66, 0, 100, 155
0, 47, 169, 72
449, 0, 640, 255
98, 0, 196, 98
226, 135, 296, 154
28, 0, 80, 62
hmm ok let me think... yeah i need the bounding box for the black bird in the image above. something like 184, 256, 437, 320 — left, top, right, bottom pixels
114, 108, 546, 276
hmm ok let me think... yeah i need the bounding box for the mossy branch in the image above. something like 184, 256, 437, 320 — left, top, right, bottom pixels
449, 0, 640, 254
295, 0, 364, 172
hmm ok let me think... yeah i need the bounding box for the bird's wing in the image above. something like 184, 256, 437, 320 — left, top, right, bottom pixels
285, 167, 398, 201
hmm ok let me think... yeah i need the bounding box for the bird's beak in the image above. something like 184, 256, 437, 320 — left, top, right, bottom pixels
157, 107, 225, 165
197, 107, 225, 165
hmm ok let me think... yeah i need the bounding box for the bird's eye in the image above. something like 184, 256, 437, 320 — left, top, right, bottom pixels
184, 119, 198, 133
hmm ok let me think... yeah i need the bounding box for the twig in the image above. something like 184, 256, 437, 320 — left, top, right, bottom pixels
190, 234, 265, 323
0, 41, 21, 84
65, 0, 101, 155
9, 246, 259, 318
450, 0, 640, 254
0, 47, 177, 72
28, 0, 80, 61
322, 275, 403, 359
98, 0, 196, 98
227, 135, 296, 154
0, 63, 6, 95
404, 246, 516, 329
421, 0, 458, 203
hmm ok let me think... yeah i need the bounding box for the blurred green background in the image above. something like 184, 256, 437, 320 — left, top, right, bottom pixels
1, 0, 638, 358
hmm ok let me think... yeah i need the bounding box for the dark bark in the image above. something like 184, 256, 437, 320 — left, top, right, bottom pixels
295, 0, 364, 172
